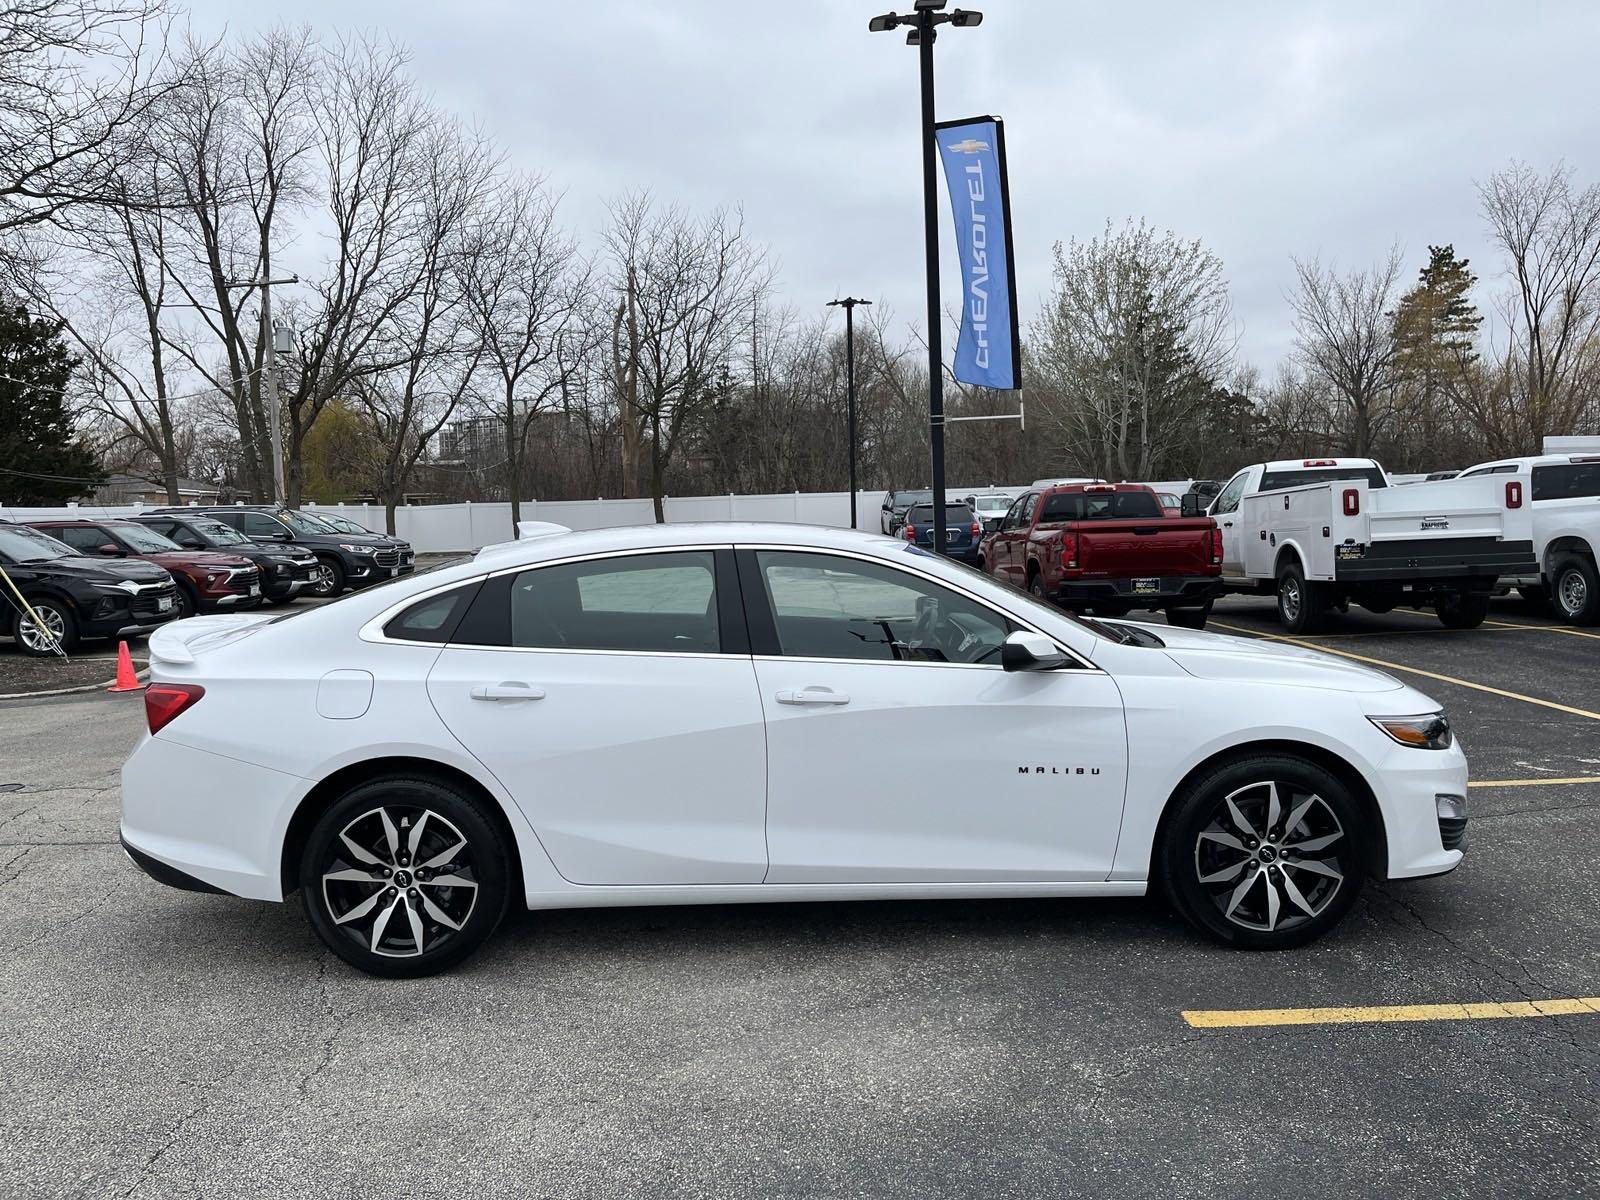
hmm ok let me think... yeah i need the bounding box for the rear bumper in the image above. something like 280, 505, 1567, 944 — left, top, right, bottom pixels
1057, 576, 1224, 608
1335, 538, 1538, 585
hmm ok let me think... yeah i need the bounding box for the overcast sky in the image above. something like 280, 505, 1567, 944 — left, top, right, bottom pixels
194, 0, 1600, 372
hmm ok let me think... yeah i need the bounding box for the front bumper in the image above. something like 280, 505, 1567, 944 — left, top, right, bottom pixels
1370, 736, 1469, 879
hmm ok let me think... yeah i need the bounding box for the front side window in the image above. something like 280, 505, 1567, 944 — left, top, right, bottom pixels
755, 550, 1014, 665
51, 525, 110, 553
240, 512, 289, 539
1533, 463, 1600, 501
1211, 472, 1248, 514
510, 551, 720, 653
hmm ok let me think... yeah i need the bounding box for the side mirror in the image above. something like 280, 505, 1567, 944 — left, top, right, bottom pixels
1181, 494, 1204, 517
97, 543, 124, 556
1000, 630, 1068, 672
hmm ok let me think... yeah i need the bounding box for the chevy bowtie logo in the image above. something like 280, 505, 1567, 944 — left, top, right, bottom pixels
948, 138, 989, 153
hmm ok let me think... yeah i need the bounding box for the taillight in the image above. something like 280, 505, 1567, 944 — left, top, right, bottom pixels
145, 683, 205, 734
970, 520, 981, 537
903, 524, 916, 541
1342, 488, 1360, 516
1064, 531, 1078, 569
1211, 526, 1223, 563
1505, 480, 1522, 509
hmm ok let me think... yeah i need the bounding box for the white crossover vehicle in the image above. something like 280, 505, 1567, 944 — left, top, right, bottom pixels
121, 523, 1470, 976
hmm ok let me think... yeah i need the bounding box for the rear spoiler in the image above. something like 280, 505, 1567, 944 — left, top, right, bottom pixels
148, 612, 275, 665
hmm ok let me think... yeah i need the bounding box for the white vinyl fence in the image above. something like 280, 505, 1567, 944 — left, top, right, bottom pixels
3, 481, 1199, 554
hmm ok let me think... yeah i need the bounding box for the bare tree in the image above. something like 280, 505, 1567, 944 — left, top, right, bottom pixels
460, 173, 593, 530
605, 193, 771, 521
1031, 219, 1235, 480
1478, 161, 1600, 448
1288, 248, 1404, 456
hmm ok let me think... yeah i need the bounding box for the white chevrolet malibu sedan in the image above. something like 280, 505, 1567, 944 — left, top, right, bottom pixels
121, 522, 1469, 976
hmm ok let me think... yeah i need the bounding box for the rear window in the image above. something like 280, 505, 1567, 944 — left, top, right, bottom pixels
1259, 467, 1388, 492
1532, 462, 1600, 501
906, 504, 974, 523
1040, 491, 1164, 521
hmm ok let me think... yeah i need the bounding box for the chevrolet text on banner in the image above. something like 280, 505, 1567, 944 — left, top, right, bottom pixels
934, 115, 1021, 391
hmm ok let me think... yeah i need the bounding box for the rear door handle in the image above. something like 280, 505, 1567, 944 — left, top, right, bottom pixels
1222, 521, 1234, 527
470, 682, 546, 702
775, 687, 851, 706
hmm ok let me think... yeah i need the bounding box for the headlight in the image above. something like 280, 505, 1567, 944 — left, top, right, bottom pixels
338, 543, 376, 554
1369, 713, 1454, 750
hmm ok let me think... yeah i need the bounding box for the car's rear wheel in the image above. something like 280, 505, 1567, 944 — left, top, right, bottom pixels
301, 777, 511, 977
1551, 555, 1599, 625
309, 556, 344, 598
1160, 754, 1369, 949
12, 598, 77, 657
1166, 600, 1212, 630
1435, 591, 1490, 629
1028, 573, 1050, 604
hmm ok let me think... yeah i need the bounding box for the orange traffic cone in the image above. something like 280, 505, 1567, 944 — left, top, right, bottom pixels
107, 641, 144, 693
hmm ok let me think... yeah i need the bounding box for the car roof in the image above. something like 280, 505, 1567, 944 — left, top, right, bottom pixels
1464, 454, 1600, 469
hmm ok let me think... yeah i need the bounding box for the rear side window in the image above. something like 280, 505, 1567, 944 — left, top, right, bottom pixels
1040, 491, 1163, 521
1532, 463, 1600, 501
384, 584, 479, 643
510, 552, 720, 654
1259, 467, 1388, 491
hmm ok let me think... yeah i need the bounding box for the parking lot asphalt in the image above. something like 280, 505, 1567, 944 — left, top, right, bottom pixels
1, 593, 1596, 1198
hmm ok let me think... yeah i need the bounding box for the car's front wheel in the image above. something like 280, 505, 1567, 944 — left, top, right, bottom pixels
1160, 754, 1369, 949
309, 555, 345, 598
300, 776, 512, 977
12, 598, 77, 657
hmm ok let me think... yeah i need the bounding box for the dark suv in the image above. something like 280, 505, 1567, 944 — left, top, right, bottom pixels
153, 506, 414, 597
28, 519, 261, 618
0, 521, 180, 656
131, 512, 319, 606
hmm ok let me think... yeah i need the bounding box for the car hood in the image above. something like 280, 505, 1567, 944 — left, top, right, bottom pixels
1145, 623, 1407, 693
147, 550, 254, 569
18, 555, 172, 584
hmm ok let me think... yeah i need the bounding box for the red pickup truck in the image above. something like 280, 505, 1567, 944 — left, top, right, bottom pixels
979, 483, 1223, 628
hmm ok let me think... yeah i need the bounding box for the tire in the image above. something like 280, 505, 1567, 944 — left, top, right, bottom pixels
1166, 600, 1212, 630
309, 555, 345, 598
1028, 572, 1051, 604
1275, 562, 1327, 634
300, 776, 512, 978
1551, 555, 1600, 626
1435, 591, 1490, 630
1159, 753, 1370, 950
11, 597, 78, 657
174, 582, 198, 619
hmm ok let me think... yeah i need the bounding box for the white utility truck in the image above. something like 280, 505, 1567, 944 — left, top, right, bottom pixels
1205, 457, 1538, 632
1457, 450, 1600, 625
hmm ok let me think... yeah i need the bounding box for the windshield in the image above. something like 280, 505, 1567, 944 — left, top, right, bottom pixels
1041, 490, 1164, 521
109, 523, 181, 552
319, 514, 372, 534
189, 518, 249, 546
1259, 466, 1388, 491
0, 524, 75, 562
278, 509, 339, 535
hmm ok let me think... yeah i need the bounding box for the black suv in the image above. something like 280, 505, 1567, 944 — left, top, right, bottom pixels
0, 521, 180, 656
131, 511, 321, 606
150, 506, 414, 597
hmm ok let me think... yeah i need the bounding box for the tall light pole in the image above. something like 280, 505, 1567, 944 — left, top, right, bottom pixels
868, 0, 982, 554
224, 270, 298, 505
827, 296, 871, 529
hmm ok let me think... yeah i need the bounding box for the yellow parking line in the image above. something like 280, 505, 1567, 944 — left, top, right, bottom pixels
1468, 776, 1600, 788
1486, 618, 1600, 642
1183, 997, 1600, 1029
1208, 619, 1600, 722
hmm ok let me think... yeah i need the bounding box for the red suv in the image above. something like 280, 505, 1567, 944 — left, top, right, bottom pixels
28, 519, 262, 618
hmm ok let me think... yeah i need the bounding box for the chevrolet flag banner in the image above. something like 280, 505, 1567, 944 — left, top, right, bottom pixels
935, 115, 1021, 391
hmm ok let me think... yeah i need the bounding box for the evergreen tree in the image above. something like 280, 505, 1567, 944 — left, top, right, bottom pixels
1389, 246, 1482, 470
0, 302, 102, 504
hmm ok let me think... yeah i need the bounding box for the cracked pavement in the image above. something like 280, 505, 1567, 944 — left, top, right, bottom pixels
0, 594, 1596, 1198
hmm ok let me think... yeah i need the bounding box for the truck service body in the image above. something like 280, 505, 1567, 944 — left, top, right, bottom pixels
1208, 458, 1538, 632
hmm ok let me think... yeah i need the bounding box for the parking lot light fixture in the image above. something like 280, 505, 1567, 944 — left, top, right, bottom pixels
867, 0, 984, 555
826, 297, 872, 530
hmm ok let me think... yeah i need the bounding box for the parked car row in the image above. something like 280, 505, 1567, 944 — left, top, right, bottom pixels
0, 507, 415, 656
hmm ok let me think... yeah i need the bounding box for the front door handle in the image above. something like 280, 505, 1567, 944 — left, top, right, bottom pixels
1222, 520, 1234, 528
470, 682, 546, 702
775, 687, 851, 706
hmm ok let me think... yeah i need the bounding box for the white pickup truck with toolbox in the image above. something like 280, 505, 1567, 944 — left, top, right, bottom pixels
1206, 457, 1538, 632
1456, 451, 1600, 625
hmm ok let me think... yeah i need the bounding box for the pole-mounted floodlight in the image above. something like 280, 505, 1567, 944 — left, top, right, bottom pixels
867, 0, 984, 556
827, 297, 872, 531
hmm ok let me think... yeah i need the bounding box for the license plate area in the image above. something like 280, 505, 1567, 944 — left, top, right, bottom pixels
1336, 543, 1367, 561
157, 596, 174, 612
1131, 578, 1159, 594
